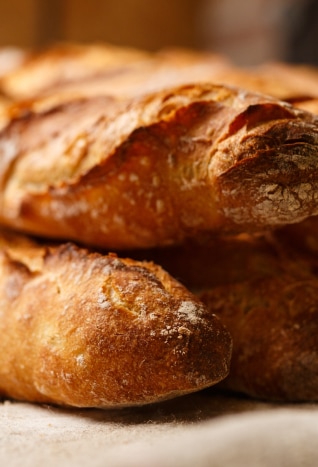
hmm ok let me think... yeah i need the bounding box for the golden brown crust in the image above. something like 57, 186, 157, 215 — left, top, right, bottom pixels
197, 234, 318, 402
203, 62, 318, 101
0, 43, 230, 103
199, 271, 318, 402
140, 232, 318, 402
2, 43, 318, 107
4, 43, 318, 105
0, 42, 150, 100
0, 84, 318, 249
0, 228, 231, 408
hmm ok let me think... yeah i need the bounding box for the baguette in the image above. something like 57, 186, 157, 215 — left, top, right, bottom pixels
199, 270, 318, 402
0, 228, 231, 408
212, 62, 318, 101
0, 53, 304, 107
1, 83, 318, 249
4, 42, 318, 105
140, 233, 318, 401
0, 43, 229, 102
125, 233, 282, 291
0, 42, 150, 100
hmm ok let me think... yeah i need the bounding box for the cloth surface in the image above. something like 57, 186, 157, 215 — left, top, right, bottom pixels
1, 389, 317, 467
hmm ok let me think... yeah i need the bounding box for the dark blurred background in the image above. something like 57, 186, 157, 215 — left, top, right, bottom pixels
0, 0, 317, 65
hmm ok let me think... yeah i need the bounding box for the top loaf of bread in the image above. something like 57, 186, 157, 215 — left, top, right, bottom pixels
0, 44, 317, 249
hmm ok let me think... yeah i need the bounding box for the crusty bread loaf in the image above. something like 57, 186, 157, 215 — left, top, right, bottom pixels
0, 42, 150, 100
139, 233, 318, 401
0, 43, 229, 102
3, 52, 313, 108
3, 43, 318, 105
0, 83, 318, 249
0, 228, 232, 408
124, 233, 282, 291
211, 62, 318, 101
25, 56, 230, 107
1, 41, 318, 405
200, 272, 318, 402
0, 49, 230, 130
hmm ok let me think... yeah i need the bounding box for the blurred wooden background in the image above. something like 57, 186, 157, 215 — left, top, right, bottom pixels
0, 0, 315, 65
0, 0, 199, 50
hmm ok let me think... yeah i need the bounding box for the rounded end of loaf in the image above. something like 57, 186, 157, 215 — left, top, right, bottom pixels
41, 252, 232, 408
216, 115, 318, 231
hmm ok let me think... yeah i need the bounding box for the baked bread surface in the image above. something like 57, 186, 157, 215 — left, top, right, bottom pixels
200, 264, 318, 402
0, 43, 318, 405
1, 83, 318, 249
0, 42, 150, 100
139, 232, 318, 402
0, 228, 231, 408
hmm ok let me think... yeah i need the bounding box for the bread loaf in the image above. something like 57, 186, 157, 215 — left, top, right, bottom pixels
0, 83, 318, 249
199, 272, 318, 402
0, 228, 231, 408
141, 233, 318, 401
3, 43, 318, 104
0, 43, 229, 102
0, 42, 150, 100
211, 62, 318, 101
125, 233, 281, 291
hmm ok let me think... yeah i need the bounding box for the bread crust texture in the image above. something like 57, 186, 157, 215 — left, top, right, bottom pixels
138, 232, 318, 402
0, 229, 231, 408
0, 84, 318, 249
200, 271, 318, 402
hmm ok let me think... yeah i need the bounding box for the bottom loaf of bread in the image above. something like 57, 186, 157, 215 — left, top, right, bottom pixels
199, 272, 318, 402
136, 231, 318, 402
0, 228, 232, 408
